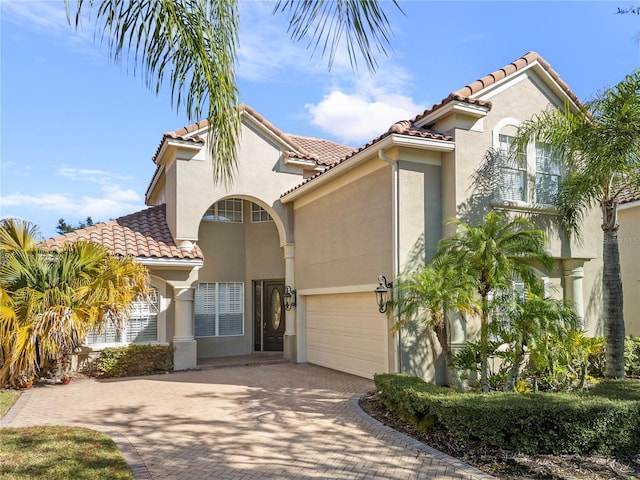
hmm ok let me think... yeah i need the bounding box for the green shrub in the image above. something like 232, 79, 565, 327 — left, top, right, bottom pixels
625, 337, 640, 377
374, 373, 640, 455
96, 345, 174, 378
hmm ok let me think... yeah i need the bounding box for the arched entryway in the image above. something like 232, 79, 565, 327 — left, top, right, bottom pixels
194, 196, 292, 359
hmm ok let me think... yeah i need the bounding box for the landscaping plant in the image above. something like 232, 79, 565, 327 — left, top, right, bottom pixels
0, 219, 149, 388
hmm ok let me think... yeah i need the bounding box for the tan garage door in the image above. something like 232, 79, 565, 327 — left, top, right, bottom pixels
305, 292, 389, 379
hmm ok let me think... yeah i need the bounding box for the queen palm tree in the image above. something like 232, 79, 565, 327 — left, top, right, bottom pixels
0, 219, 148, 388
390, 259, 477, 390
68, 0, 400, 185
436, 211, 553, 393
514, 70, 640, 379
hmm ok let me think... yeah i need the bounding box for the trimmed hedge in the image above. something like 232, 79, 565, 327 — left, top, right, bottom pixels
96, 345, 174, 378
374, 373, 640, 455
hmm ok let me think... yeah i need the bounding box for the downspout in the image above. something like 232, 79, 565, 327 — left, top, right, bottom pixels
378, 149, 401, 373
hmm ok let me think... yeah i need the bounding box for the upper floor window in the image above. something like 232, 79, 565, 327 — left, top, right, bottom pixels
535, 143, 562, 205
251, 203, 273, 223
497, 134, 527, 202
86, 289, 158, 345
202, 199, 243, 223
493, 120, 562, 206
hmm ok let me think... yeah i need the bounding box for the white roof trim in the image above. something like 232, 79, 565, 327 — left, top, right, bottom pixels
281, 134, 454, 203
619, 200, 640, 210
415, 100, 489, 129
138, 257, 203, 269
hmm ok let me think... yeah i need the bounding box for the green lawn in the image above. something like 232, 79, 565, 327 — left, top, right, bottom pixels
0, 425, 133, 479
0, 390, 19, 418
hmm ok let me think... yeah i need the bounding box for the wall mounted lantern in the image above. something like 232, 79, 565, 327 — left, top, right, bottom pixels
284, 285, 297, 310
375, 275, 393, 313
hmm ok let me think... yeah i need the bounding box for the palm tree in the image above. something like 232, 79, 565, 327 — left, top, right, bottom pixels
390, 259, 477, 390
514, 70, 640, 379
436, 211, 553, 393
494, 293, 578, 392
0, 219, 148, 388
68, 0, 400, 185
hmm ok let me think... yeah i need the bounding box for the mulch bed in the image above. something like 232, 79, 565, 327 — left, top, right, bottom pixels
359, 391, 640, 480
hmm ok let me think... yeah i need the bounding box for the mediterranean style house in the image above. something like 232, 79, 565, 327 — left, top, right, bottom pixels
44, 52, 614, 383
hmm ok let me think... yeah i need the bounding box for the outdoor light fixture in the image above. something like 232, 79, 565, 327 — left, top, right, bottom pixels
284, 285, 297, 310
375, 275, 393, 313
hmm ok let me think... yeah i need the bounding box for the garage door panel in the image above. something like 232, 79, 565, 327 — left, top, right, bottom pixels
306, 293, 388, 378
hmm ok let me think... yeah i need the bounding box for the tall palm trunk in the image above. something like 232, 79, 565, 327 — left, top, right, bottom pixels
505, 341, 525, 392
602, 199, 625, 379
480, 296, 490, 393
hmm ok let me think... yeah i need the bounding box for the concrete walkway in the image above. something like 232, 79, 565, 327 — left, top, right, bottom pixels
2, 363, 494, 479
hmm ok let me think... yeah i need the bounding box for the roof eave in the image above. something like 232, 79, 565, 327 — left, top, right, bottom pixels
415, 100, 489, 129
281, 134, 454, 204
145, 165, 164, 204
471, 61, 582, 113
137, 257, 204, 269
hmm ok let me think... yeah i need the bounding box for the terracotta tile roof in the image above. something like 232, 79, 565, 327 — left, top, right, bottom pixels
286, 134, 355, 166
281, 122, 452, 197
452, 51, 582, 106
41, 205, 203, 260
152, 105, 353, 167
411, 51, 582, 127
619, 187, 640, 204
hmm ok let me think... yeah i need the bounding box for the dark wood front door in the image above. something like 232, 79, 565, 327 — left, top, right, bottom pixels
254, 280, 285, 352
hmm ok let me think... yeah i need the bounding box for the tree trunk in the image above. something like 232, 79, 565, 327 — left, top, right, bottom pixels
505, 341, 524, 392
602, 199, 625, 379
480, 298, 490, 393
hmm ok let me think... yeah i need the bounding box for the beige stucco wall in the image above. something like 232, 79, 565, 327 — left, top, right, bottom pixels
164, 120, 310, 245
619, 204, 640, 336
294, 160, 393, 289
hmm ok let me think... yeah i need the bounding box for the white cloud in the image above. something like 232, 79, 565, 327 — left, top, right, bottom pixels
57, 167, 133, 184
305, 69, 425, 145
237, 2, 317, 82
1, 161, 31, 177
0, 186, 144, 222
2, 1, 70, 33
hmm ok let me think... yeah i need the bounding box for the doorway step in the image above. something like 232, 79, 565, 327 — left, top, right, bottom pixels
197, 352, 286, 370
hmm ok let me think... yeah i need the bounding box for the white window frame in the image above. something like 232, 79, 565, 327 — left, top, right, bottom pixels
195, 282, 244, 338
492, 119, 562, 206
251, 203, 273, 223
86, 289, 159, 346
535, 143, 562, 205
202, 199, 243, 223
497, 133, 527, 202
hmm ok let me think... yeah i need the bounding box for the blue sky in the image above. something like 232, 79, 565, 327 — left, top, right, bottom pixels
1, 1, 639, 238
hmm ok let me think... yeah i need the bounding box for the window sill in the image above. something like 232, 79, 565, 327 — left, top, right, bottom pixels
491, 200, 560, 215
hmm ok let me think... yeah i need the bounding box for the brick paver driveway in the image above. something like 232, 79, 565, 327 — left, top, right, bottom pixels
3, 364, 493, 479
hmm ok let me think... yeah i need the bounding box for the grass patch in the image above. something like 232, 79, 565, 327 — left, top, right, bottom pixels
0, 390, 20, 418
0, 426, 133, 479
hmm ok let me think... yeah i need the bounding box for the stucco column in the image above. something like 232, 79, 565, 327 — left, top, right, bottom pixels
173, 287, 197, 370
283, 243, 296, 361
563, 260, 585, 328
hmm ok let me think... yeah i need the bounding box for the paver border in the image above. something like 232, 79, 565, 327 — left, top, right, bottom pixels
349, 393, 496, 480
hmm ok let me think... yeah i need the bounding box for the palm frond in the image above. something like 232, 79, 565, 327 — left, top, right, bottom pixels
68, 0, 241, 186
273, 0, 401, 73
